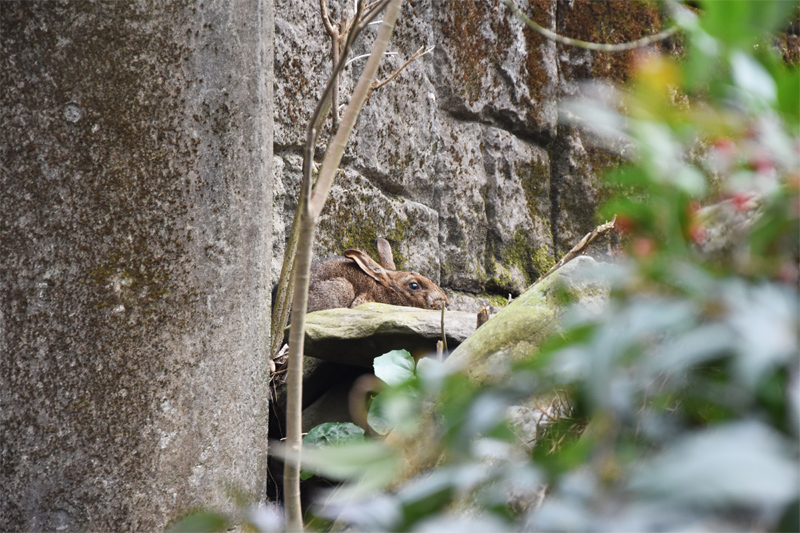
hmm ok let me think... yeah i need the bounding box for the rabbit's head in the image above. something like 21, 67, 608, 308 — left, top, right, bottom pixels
344, 243, 449, 311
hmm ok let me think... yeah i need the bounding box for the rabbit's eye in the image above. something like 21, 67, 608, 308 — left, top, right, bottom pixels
409, 281, 421, 291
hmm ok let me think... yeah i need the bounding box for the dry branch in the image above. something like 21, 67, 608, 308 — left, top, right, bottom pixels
282, 1, 403, 529
503, 0, 678, 52
532, 216, 617, 288
371, 45, 434, 91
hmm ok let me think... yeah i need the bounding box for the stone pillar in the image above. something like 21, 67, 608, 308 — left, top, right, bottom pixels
0, 0, 273, 530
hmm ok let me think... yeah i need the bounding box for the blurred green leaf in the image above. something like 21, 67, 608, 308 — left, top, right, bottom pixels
790, 370, 800, 436
299, 440, 400, 489
169, 512, 229, 533
673, 165, 708, 196
629, 421, 800, 507
756, 370, 791, 431
396, 469, 458, 526
463, 393, 513, 438
731, 51, 777, 107
700, 0, 795, 49
600, 197, 653, 230
646, 323, 734, 374
773, 64, 800, 127
301, 422, 365, 480
416, 356, 449, 392
560, 99, 629, 142
700, 0, 752, 47
366, 392, 393, 435
725, 282, 799, 388
246, 504, 283, 533
318, 493, 402, 531
748, 193, 799, 261
367, 386, 419, 436
413, 513, 513, 533
374, 349, 415, 386
607, 165, 649, 188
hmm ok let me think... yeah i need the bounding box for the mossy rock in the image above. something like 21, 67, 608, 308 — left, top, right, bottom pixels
446, 256, 609, 385
293, 303, 478, 367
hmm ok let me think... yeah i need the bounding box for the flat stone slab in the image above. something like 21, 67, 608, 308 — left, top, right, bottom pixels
291, 303, 478, 367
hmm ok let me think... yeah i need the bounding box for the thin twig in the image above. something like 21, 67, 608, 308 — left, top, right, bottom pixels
361, 0, 390, 27
309, 3, 395, 217
532, 216, 617, 287
271, 0, 374, 358
319, 0, 341, 129
283, 2, 404, 529
372, 45, 434, 90
503, 0, 678, 52
440, 302, 448, 354
319, 0, 336, 36
346, 51, 398, 68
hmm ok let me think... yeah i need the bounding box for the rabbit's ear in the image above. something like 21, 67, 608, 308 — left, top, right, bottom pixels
376, 238, 396, 270
344, 249, 389, 282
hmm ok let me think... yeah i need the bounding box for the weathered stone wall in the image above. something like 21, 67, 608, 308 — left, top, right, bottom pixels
1, 0, 273, 531
272, 0, 669, 297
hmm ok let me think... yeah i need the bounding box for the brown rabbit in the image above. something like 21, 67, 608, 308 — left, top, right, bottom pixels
306, 238, 449, 313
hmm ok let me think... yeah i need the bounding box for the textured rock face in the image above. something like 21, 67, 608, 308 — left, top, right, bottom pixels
550, 0, 669, 254
271, 0, 668, 298
1, 1, 272, 531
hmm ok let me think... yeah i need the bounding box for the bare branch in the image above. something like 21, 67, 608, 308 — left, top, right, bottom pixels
320, 0, 342, 129
503, 0, 678, 52
309, 0, 400, 218
319, 0, 336, 37
531, 216, 617, 287
346, 51, 398, 68
282, 1, 404, 529
361, 0, 391, 28
271, 0, 375, 357
440, 303, 448, 354
372, 45, 434, 90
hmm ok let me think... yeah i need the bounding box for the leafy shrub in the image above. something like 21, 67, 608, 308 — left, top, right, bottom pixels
297, 1, 800, 531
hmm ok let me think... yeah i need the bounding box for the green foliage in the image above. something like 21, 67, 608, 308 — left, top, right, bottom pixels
301, 422, 365, 480
373, 349, 415, 386
294, 1, 800, 531
303, 422, 366, 448
297, 440, 400, 493
169, 511, 230, 533
174, 2, 799, 531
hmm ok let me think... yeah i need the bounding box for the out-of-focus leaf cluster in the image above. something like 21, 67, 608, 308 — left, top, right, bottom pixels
293, 1, 799, 531
173, 2, 799, 531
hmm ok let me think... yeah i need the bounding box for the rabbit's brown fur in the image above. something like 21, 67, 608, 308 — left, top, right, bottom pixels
307, 239, 449, 313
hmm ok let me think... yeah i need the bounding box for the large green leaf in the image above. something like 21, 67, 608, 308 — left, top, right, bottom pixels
301, 422, 365, 480
303, 421, 365, 448
374, 349, 415, 386
168, 512, 229, 533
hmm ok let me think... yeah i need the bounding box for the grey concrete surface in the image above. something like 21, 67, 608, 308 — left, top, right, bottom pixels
1, 0, 273, 530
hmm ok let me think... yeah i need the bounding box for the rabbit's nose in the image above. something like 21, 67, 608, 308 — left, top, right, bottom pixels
430, 294, 449, 309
